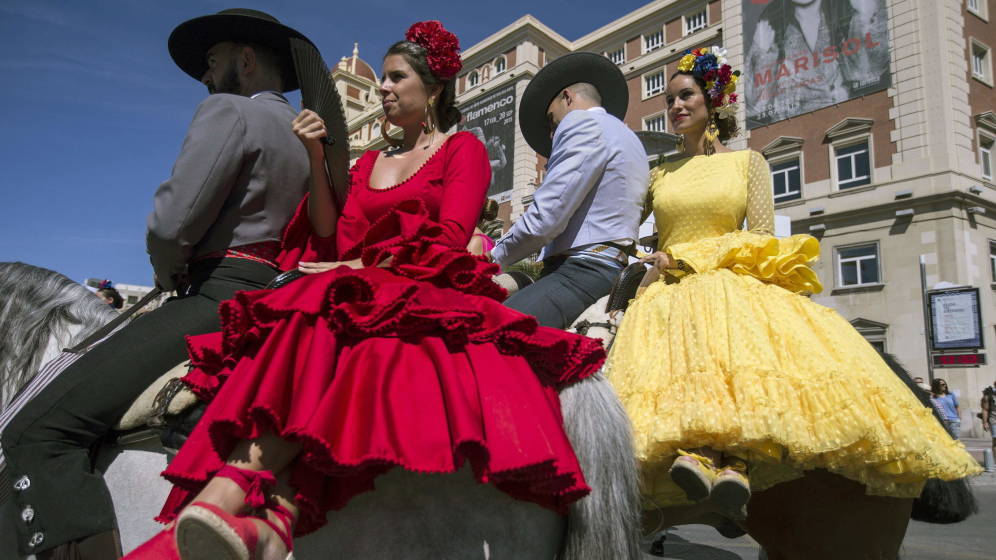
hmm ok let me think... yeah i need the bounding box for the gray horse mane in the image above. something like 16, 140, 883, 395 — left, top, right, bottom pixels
0, 262, 117, 409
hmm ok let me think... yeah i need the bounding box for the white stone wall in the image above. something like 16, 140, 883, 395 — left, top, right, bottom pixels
722, 0, 748, 152
510, 77, 539, 221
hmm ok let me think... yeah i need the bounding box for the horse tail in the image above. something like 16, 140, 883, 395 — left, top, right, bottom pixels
876, 351, 979, 524
911, 477, 978, 523
559, 372, 642, 559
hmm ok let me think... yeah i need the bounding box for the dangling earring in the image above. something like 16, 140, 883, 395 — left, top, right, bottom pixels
422, 98, 436, 135
703, 115, 719, 156
380, 117, 402, 148
676, 134, 686, 154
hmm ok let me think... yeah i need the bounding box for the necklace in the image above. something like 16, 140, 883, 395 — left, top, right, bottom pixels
386, 136, 438, 157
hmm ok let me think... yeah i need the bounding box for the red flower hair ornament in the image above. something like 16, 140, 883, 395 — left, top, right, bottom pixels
405, 20, 461, 80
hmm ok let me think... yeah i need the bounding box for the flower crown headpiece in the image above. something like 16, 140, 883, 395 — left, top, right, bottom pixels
677, 47, 740, 120
405, 21, 462, 80
96, 279, 113, 290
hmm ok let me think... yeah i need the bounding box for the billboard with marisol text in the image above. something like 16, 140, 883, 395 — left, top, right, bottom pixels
743, 0, 890, 129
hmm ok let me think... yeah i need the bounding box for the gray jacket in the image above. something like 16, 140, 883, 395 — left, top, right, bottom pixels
491, 107, 648, 265
147, 91, 309, 290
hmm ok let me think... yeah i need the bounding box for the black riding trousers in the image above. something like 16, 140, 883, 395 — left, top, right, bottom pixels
1, 258, 275, 555
503, 255, 622, 329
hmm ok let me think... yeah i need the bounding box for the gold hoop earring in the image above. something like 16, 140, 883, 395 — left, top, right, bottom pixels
380, 117, 402, 148
422, 98, 436, 134
703, 115, 719, 155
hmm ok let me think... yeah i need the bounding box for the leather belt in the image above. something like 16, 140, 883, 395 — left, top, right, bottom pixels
571, 244, 629, 264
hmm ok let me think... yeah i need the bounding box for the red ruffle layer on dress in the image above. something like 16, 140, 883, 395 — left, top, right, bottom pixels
157, 196, 605, 535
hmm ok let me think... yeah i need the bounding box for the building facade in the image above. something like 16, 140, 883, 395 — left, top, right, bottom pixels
332, 0, 996, 435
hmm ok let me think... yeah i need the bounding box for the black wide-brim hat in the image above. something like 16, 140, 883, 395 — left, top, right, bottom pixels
169, 8, 314, 92
519, 52, 629, 158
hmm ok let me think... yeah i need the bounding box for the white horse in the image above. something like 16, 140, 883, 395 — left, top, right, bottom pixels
0, 262, 641, 559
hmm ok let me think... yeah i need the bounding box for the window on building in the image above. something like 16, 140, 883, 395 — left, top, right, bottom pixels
644, 114, 667, 132
967, 0, 987, 18
837, 243, 880, 287
493, 56, 506, 75
851, 318, 888, 352
771, 158, 802, 202
126, 295, 138, 305
990, 239, 996, 281
981, 134, 994, 180
645, 70, 666, 97
468, 71, 479, 87
835, 141, 871, 189
607, 47, 626, 65
972, 41, 992, 84
684, 8, 708, 35
643, 30, 664, 53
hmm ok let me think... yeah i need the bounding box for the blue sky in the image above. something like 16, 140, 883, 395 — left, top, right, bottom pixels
0, 1, 647, 286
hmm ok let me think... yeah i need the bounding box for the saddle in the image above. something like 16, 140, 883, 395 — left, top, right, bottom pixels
112, 271, 306, 447
571, 262, 647, 339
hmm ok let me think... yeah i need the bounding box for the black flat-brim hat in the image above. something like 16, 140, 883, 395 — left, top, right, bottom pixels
169, 8, 314, 92
519, 52, 628, 158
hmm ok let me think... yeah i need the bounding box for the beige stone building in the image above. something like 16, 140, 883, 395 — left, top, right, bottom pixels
736, 0, 996, 437
332, 0, 996, 435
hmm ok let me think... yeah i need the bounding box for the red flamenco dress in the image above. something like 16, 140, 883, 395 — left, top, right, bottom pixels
155, 132, 606, 535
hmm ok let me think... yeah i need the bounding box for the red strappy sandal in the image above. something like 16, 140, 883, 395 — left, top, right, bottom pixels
122, 525, 180, 559
174, 466, 295, 560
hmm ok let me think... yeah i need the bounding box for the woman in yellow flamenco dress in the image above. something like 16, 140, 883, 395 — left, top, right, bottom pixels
605, 49, 981, 526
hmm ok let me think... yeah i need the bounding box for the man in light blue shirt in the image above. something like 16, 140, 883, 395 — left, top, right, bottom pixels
491, 52, 648, 328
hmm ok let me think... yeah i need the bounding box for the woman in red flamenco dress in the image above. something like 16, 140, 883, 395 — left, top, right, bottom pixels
126, 21, 605, 560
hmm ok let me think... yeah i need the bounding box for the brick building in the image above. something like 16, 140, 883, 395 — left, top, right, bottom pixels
332, 0, 996, 436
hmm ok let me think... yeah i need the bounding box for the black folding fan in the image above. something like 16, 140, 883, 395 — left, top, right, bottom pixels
289, 37, 350, 211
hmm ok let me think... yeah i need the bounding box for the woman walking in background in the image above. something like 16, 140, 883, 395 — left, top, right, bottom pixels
931, 378, 962, 440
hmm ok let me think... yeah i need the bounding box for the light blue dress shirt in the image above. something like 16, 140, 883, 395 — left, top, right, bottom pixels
491, 107, 649, 265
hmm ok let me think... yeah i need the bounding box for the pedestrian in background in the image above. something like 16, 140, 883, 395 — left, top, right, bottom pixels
94, 282, 123, 310
931, 378, 961, 440
981, 381, 995, 460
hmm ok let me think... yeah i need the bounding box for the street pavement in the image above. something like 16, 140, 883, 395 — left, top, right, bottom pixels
641, 449, 996, 560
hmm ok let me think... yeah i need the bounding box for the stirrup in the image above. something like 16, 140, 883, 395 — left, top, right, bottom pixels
669, 450, 716, 502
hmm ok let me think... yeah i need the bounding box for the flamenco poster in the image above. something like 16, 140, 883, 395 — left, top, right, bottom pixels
742, 0, 891, 129
460, 83, 515, 200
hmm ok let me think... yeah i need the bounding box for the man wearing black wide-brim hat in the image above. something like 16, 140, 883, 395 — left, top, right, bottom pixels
1, 10, 312, 558
490, 52, 649, 329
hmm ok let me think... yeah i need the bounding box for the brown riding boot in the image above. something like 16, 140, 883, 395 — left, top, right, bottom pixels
37, 530, 122, 560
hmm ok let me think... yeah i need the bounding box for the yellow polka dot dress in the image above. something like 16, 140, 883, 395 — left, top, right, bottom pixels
605, 150, 981, 506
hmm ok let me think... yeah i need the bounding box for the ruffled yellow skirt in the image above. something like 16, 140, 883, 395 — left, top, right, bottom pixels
605, 266, 981, 506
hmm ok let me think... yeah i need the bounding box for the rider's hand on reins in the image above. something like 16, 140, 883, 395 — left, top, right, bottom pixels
639, 251, 673, 273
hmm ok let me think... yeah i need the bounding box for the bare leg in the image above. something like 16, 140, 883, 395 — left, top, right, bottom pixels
193, 431, 301, 507
186, 431, 303, 559
257, 474, 300, 559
